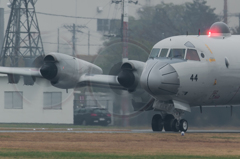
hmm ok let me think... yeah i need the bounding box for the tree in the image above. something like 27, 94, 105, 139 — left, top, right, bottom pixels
128, 0, 219, 48
184, 0, 219, 35
99, 0, 219, 63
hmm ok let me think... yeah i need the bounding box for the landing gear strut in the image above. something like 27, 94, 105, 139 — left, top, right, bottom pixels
151, 114, 188, 132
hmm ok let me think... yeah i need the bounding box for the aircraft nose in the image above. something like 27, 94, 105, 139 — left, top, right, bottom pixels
140, 60, 179, 96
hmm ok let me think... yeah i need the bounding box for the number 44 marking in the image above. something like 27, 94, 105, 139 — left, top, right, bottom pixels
190, 74, 198, 81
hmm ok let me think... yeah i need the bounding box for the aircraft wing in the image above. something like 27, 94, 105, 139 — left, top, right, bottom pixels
78, 74, 126, 90
0, 67, 42, 77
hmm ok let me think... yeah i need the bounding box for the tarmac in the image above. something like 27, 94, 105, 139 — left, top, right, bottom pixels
0, 129, 240, 133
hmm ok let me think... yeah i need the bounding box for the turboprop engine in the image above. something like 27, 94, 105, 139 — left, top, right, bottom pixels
117, 60, 145, 92
40, 53, 102, 89
117, 60, 154, 111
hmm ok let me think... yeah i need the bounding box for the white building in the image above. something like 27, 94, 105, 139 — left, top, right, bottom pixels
39, 0, 148, 56
0, 75, 74, 124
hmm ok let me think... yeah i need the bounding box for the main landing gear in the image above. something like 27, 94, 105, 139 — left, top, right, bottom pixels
151, 114, 188, 132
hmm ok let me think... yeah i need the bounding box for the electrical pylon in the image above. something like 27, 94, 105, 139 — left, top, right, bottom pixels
1, 0, 44, 67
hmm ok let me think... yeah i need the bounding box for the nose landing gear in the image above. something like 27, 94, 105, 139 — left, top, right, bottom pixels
152, 114, 188, 132
179, 119, 188, 132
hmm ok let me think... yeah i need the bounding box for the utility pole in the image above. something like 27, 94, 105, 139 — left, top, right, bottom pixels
223, 0, 228, 24
72, 24, 76, 56
57, 28, 59, 52
122, 0, 128, 62
64, 24, 86, 56
112, 0, 138, 127
88, 30, 90, 56
112, 0, 138, 60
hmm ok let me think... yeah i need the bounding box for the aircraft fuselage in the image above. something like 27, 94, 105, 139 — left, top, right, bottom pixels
141, 35, 240, 108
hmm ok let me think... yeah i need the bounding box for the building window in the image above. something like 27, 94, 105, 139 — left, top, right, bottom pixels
43, 92, 62, 110
97, 19, 109, 32
97, 19, 121, 32
4, 91, 23, 109
110, 19, 121, 33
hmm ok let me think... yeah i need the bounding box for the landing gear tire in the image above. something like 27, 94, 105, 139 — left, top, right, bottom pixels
179, 119, 188, 132
152, 114, 164, 131
171, 119, 180, 132
164, 114, 174, 131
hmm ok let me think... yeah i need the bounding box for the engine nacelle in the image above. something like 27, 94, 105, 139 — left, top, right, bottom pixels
117, 60, 145, 92
117, 60, 154, 111
40, 52, 102, 89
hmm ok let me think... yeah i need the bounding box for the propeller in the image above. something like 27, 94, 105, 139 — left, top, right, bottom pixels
90, 39, 153, 117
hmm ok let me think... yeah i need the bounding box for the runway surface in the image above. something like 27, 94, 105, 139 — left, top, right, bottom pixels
0, 129, 240, 133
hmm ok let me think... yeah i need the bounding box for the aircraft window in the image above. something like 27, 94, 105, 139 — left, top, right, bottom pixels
186, 49, 200, 61
159, 49, 168, 57
149, 48, 160, 58
184, 41, 195, 48
168, 49, 186, 59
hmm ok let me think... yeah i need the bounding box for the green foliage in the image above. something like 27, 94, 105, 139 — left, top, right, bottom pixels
128, 0, 219, 47
184, 0, 219, 34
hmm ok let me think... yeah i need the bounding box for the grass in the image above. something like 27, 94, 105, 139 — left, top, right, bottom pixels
210, 136, 239, 140
0, 127, 239, 159
0, 151, 239, 159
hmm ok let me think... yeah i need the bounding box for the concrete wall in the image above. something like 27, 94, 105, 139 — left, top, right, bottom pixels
0, 75, 74, 124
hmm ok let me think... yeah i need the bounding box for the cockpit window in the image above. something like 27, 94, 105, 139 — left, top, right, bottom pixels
184, 41, 195, 48
149, 48, 160, 58
186, 49, 200, 61
168, 49, 186, 59
159, 49, 169, 57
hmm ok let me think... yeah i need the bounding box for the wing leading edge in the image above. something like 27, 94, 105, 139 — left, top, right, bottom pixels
78, 74, 126, 90
0, 67, 42, 77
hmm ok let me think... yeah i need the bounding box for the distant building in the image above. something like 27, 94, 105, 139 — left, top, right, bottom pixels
41, 0, 156, 56
0, 75, 74, 124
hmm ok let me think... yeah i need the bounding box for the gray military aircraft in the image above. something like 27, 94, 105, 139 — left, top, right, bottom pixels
0, 22, 236, 132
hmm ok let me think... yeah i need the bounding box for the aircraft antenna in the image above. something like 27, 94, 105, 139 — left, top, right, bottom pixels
0, 0, 44, 67
223, 0, 228, 24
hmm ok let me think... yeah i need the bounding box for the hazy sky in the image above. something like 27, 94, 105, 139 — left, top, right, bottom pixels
0, 0, 239, 31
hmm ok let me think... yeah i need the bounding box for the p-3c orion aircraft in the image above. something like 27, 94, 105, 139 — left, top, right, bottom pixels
0, 22, 237, 132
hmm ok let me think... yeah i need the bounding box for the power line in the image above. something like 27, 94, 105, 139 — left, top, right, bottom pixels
36, 12, 98, 19
43, 42, 102, 47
